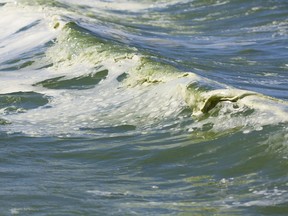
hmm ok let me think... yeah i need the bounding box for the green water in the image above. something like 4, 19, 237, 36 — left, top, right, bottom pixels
0, 0, 288, 215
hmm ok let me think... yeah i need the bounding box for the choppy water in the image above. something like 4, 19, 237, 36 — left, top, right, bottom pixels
0, 0, 288, 215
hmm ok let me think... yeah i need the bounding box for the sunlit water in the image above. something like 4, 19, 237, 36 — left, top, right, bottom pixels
0, 0, 288, 215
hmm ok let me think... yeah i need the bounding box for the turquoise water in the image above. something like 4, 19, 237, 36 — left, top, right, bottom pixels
0, 0, 288, 215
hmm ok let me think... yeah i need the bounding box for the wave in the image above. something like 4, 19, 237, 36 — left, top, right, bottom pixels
0, 1, 287, 138
1, 2, 288, 215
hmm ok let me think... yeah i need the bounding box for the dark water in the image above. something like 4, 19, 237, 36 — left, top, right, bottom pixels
0, 0, 288, 215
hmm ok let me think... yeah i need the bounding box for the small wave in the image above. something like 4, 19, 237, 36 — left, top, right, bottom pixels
0, 2, 287, 138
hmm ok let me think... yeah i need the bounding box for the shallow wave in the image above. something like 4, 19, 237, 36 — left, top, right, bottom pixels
1, 1, 288, 215
0, 2, 288, 138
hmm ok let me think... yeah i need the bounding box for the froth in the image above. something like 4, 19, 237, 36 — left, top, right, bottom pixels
1, 2, 288, 137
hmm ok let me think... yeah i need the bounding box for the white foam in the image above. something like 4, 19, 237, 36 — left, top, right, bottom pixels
10, 208, 32, 215
242, 188, 288, 207
56, 0, 191, 12
0, 4, 59, 65
1, 1, 288, 137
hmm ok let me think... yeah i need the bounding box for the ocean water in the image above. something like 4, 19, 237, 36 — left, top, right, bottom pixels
0, 0, 288, 215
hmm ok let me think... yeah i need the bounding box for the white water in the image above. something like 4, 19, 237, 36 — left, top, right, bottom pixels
1, 2, 288, 137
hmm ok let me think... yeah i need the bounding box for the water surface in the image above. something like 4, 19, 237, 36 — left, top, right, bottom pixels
0, 0, 288, 215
